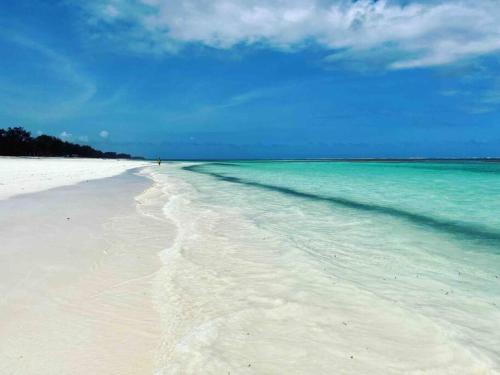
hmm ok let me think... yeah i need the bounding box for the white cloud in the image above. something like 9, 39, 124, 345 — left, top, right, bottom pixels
78, 135, 89, 142
104, 4, 119, 18
99, 130, 109, 138
60, 131, 72, 139
83, 0, 500, 69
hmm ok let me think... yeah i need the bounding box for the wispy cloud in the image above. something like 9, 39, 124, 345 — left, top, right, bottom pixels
440, 69, 500, 114
0, 32, 96, 122
481, 89, 500, 106
154, 85, 288, 127
81, 0, 500, 69
210, 87, 283, 110
471, 83, 500, 113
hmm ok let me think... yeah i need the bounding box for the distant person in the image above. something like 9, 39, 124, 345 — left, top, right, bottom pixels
157, 157, 161, 166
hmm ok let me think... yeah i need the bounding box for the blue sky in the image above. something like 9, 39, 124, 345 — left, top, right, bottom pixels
1, 0, 500, 159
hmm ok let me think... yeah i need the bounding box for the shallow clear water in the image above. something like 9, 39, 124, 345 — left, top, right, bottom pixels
154, 161, 500, 374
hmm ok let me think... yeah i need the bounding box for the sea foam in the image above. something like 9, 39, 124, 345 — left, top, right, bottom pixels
152, 161, 500, 374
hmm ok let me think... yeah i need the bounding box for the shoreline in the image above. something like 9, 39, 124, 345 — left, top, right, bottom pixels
2, 159, 499, 373
149, 161, 500, 374
0, 164, 174, 374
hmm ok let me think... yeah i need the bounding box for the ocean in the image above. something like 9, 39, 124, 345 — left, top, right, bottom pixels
153, 161, 500, 374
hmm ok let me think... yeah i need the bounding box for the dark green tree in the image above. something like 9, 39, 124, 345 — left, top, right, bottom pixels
0, 126, 133, 159
0, 127, 33, 155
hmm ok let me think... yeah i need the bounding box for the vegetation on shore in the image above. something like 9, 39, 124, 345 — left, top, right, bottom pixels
0, 127, 137, 159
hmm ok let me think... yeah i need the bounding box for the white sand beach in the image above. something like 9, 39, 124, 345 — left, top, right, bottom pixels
0, 158, 173, 374
2, 158, 500, 375
3, 0, 500, 372
0, 157, 150, 200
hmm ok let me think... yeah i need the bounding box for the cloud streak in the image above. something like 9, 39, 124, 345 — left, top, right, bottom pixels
83, 0, 500, 68
0, 33, 96, 122
151, 84, 294, 127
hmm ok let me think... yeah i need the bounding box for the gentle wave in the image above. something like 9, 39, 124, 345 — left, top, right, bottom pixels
152, 162, 500, 374
184, 163, 500, 245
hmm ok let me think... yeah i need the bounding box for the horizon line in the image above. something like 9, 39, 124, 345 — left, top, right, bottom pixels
152, 157, 500, 163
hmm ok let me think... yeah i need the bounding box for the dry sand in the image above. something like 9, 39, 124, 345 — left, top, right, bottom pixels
0, 157, 149, 200
0, 159, 173, 374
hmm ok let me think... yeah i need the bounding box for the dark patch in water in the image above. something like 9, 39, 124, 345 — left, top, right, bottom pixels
183, 164, 500, 247
205, 162, 240, 167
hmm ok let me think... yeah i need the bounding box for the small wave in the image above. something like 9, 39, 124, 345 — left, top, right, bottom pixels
184, 163, 500, 247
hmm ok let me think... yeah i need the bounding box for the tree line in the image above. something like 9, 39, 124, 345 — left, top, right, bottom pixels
0, 127, 135, 159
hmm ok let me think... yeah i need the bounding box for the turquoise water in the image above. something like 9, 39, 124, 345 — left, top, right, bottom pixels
188, 161, 500, 245
155, 161, 500, 374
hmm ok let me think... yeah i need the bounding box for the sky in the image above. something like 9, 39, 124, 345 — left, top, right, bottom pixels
1, 0, 500, 159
